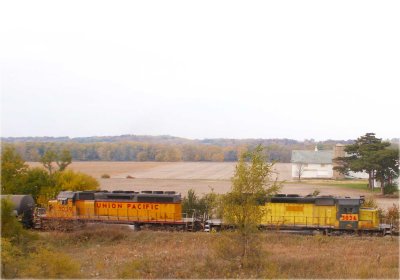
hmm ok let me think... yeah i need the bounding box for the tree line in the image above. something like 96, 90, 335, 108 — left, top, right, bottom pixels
1, 139, 355, 163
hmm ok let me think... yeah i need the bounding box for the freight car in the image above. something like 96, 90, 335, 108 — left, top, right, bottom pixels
205, 194, 392, 235
1, 194, 35, 228
39, 190, 199, 231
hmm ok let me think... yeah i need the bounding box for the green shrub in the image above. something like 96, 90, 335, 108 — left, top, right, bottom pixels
1, 237, 75, 278
384, 183, 398, 195
118, 258, 153, 278
1, 237, 23, 278
211, 232, 276, 278
385, 204, 400, 230
1, 198, 24, 240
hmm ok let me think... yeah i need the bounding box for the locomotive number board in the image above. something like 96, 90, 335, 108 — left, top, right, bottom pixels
340, 214, 358, 221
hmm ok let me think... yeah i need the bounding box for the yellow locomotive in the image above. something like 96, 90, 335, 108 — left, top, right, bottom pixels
260, 194, 381, 232
206, 194, 387, 234
44, 190, 188, 229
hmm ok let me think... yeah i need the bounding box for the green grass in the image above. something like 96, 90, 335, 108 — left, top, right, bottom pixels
329, 182, 378, 191
289, 179, 382, 192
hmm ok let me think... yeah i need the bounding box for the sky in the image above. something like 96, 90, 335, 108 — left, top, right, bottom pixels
1, 0, 399, 141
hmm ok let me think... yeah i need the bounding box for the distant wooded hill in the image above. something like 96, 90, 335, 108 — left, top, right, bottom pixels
2, 135, 398, 163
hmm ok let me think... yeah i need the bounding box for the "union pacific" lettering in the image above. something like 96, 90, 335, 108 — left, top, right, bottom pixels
95, 202, 159, 210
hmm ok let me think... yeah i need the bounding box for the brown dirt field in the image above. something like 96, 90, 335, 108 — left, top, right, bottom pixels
28, 161, 292, 180
28, 161, 399, 210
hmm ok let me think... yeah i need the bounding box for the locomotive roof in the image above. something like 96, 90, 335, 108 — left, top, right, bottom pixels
56, 190, 182, 203
270, 194, 362, 206
58, 190, 178, 195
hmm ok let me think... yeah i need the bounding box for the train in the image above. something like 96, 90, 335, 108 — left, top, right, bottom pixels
1, 191, 394, 235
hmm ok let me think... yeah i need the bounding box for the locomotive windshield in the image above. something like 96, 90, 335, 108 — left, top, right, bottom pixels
57, 191, 76, 204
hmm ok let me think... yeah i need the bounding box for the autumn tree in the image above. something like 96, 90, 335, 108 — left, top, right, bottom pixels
222, 145, 280, 269
22, 168, 54, 201
37, 170, 99, 206
40, 149, 72, 175
56, 149, 72, 171
40, 150, 57, 175
55, 170, 99, 191
1, 146, 28, 194
1, 146, 98, 205
1, 146, 55, 201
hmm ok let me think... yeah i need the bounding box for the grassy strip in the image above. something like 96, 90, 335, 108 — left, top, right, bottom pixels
329, 182, 371, 189
321, 182, 381, 193
287, 180, 382, 192
4, 225, 398, 279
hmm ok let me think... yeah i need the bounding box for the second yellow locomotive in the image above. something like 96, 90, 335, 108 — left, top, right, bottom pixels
260, 194, 380, 231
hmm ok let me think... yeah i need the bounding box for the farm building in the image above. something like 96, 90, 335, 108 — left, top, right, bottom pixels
291, 144, 346, 179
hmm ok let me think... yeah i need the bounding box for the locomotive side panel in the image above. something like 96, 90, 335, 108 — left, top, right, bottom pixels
261, 202, 337, 227
313, 205, 336, 227
93, 201, 182, 222
75, 200, 95, 217
358, 208, 380, 229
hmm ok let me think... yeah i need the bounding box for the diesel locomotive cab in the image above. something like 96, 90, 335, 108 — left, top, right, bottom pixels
336, 198, 361, 230
47, 191, 77, 218
57, 191, 76, 204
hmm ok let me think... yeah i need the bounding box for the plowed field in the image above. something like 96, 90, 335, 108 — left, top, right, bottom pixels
28, 162, 398, 209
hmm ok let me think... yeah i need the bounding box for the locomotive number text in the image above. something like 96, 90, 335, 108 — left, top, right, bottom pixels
340, 214, 358, 221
